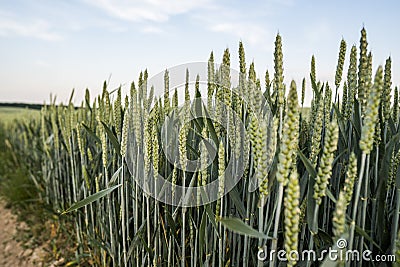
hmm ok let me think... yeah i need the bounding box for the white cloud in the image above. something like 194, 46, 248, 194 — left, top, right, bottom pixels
82, 0, 282, 45
141, 25, 164, 34
211, 22, 269, 45
191, 6, 273, 46
84, 0, 211, 23
0, 14, 63, 41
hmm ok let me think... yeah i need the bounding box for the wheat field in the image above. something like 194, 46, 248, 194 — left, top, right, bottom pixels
2, 28, 400, 266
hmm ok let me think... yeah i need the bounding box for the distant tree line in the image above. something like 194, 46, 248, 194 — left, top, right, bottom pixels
0, 103, 43, 110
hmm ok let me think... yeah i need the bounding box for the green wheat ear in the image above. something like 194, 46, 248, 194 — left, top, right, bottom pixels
313, 121, 339, 205
344, 153, 357, 204
114, 88, 122, 138
172, 88, 178, 109
333, 153, 357, 238
76, 123, 84, 157
120, 111, 129, 158
284, 169, 300, 267
207, 53, 215, 112
358, 27, 369, 113
382, 57, 392, 123
360, 66, 383, 154
144, 116, 153, 177
276, 80, 299, 185
393, 86, 399, 123
341, 83, 348, 118
151, 119, 159, 176
274, 33, 284, 109
239, 41, 246, 74
216, 141, 225, 217
346, 45, 357, 119
164, 69, 170, 114
335, 39, 347, 88
311, 55, 316, 83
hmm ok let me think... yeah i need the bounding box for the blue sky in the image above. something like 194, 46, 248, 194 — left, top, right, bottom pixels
0, 0, 399, 105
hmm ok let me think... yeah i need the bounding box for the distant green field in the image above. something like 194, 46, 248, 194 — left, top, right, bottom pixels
0, 107, 40, 126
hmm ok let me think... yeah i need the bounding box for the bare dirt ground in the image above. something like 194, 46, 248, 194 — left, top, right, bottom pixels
0, 200, 46, 267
